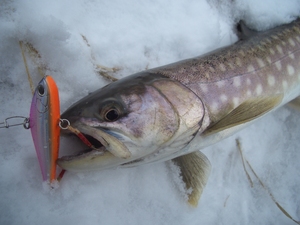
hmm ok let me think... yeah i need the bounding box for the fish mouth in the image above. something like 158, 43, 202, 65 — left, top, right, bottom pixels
57, 122, 131, 168
58, 134, 106, 161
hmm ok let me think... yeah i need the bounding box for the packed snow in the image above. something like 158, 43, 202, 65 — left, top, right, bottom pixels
0, 0, 300, 224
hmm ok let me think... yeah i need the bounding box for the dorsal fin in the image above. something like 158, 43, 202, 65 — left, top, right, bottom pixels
236, 20, 257, 40
204, 94, 283, 135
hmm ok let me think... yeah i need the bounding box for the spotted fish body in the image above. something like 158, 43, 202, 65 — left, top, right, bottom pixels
156, 20, 300, 120
119, 19, 300, 165
147, 19, 300, 158
58, 19, 300, 206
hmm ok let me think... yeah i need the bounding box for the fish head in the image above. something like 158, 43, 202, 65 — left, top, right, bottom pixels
57, 72, 205, 171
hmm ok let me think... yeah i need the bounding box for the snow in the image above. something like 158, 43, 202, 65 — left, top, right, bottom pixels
0, 0, 300, 224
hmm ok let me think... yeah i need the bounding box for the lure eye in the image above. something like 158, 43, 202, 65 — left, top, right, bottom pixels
104, 108, 120, 122
38, 85, 45, 96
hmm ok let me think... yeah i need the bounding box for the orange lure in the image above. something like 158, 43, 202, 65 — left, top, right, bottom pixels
29, 76, 60, 183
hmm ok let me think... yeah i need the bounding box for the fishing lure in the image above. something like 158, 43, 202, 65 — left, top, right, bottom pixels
29, 75, 60, 183
0, 75, 106, 184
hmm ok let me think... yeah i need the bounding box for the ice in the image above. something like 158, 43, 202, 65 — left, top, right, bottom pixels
0, 0, 300, 224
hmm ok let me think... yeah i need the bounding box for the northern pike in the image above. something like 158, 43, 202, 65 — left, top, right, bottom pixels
57, 19, 300, 206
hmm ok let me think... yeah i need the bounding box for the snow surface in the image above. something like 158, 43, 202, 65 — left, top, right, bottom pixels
1, 0, 300, 224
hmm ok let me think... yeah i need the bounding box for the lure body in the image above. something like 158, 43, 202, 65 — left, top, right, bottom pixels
29, 76, 60, 182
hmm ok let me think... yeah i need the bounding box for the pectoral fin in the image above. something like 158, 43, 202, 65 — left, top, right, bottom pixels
172, 151, 211, 207
204, 94, 283, 135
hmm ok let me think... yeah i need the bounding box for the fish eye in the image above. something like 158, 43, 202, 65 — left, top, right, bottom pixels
37, 85, 45, 96
104, 108, 120, 122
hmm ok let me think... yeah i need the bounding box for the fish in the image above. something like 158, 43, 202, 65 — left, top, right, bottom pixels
30, 75, 60, 183
57, 19, 300, 206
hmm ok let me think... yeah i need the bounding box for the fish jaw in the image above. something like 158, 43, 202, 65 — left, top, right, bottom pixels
57, 147, 125, 172
58, 73, 205, 171
57, 119, 144, 171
